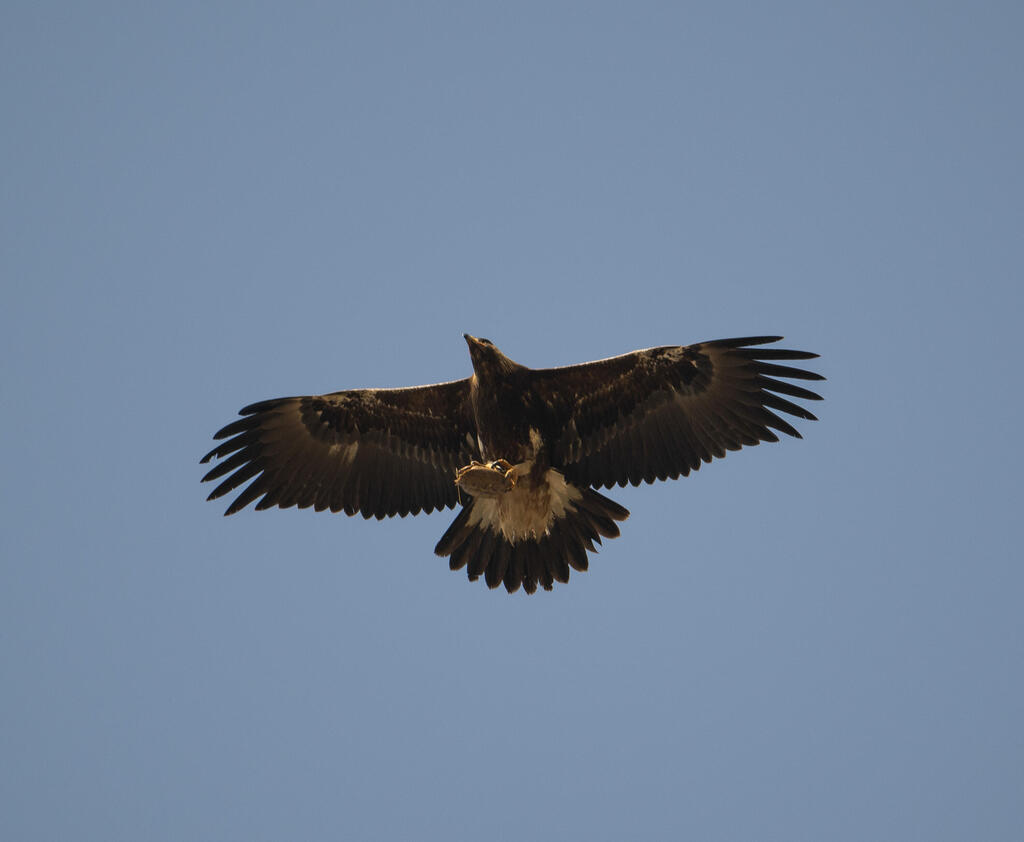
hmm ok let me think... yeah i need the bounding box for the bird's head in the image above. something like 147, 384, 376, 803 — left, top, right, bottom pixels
464, 334, 521, 378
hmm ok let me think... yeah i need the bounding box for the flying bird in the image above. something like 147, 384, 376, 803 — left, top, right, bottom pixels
201, 335, 824, 593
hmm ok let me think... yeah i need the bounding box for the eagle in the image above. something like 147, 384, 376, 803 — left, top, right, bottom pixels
201, 335, 823, 594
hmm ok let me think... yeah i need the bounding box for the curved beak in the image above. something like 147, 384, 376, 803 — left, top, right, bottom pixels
464, 334, 487, 369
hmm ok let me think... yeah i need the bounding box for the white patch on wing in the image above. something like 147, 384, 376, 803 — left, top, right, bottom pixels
528, 427, 543, 452
466, 465, 583, 543
327, 441, 359, 465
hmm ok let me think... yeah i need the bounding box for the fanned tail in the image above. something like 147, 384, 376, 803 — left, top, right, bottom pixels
435, 486, 629, 594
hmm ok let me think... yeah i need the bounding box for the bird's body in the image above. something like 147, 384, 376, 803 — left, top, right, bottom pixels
202, 334, 824, 593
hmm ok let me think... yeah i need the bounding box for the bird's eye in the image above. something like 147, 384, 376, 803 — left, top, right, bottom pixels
479, 337, 493, 346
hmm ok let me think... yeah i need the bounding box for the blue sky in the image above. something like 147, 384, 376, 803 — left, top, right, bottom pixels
3, 2, 1022, 840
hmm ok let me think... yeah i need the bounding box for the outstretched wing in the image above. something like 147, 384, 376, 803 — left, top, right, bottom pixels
201, 379, 477, 518
533, 337, 824, 489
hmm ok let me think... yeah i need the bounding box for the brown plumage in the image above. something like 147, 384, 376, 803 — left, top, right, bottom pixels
201, 334, 824, 593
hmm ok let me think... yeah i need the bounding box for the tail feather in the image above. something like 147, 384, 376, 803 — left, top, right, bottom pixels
450, 526, 483, 572
436, 505, 473, 559
484, 539, 509, 589
500, 541, 521, 593
434, 486, 630, 594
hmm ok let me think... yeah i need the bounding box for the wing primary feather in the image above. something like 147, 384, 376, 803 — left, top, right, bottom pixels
238, 397, 292, 416
754, 362, 826, 381
209, 415, 261, 442
201, 433, 253, 464
738, 347, 820, 361
207, 461, 262, 501
756, 408, 802, 439
754, 376, 824, 402
761, 392, 819, 421
201, 448, 254, 483
223, 477, 270, 516
254, 485, 284, 511
706, 336, 783, 348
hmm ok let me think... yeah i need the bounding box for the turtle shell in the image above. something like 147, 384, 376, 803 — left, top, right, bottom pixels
454, 463, 515, 498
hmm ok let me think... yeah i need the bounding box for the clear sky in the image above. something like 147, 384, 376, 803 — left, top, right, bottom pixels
3, 2, 1022, 840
